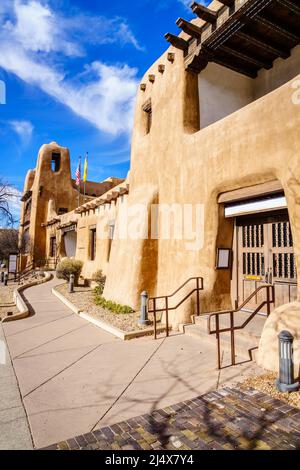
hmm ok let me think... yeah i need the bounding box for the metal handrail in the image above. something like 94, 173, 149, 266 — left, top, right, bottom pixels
208, 285, 275, 369
149, 277, 204, 339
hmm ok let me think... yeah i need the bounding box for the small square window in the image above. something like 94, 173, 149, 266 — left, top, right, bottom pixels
58, 208, 68, 215
142, 99, 152, 134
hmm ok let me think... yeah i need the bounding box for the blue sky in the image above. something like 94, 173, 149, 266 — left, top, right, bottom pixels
0, 0, 208, 208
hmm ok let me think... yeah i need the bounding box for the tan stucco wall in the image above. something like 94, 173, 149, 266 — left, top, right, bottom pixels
102, 44, 300, 334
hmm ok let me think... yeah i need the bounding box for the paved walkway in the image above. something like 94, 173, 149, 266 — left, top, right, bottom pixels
46, 387, 300, 451
0, 324, 33, 450
2, 277, 261, 449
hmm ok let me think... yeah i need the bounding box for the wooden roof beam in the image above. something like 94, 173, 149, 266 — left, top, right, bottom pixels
277, 0, 300, 16
254, 15, 300, 43
207, 48, 258, 78
165, 33, 189, 51
176, 18, 203, 39
191, 2, 218, 24
218, 0, 235, 6
219, 45, 272, 69
236, 31, 290, 59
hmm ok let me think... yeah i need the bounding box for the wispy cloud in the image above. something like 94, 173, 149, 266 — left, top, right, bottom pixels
9, 120, 34, 145
0, 1, 141, 136
178, 0, 210, 10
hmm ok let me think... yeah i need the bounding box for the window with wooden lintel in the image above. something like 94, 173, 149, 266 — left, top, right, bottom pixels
90, 227, 97, 261
107, 222, 115, 262
51, 153, 61, 172
50, 237, 57, 258
142, 99, 152, 134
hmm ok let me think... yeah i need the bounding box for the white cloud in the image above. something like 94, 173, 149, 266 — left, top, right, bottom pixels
9, 120, 34, 144
0, 1, 141, 136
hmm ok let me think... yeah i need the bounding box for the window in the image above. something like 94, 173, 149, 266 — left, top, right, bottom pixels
50, 237, 57, 258
142, 99, 152, 134
90, 227, 97, 261
58, 208, 68, 215
51, 153, 61, 172
107, 222, 115, 262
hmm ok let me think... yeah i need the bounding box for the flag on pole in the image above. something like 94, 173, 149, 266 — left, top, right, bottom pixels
75, 157, 81, 186
83, 152, 88, 183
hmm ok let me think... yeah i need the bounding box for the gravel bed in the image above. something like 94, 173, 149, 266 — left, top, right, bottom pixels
56, 284, 154, 333
241, 372, 300, 409
0, 282, 18, 319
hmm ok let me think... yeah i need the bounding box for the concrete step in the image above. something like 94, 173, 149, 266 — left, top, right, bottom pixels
183, 323, 259, 361
192, 312, 266, 341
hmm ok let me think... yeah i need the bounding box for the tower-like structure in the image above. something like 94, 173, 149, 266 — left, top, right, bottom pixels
19, 142, 79, 267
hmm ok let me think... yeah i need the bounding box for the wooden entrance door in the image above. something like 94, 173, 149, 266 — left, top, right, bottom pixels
237, 211, 297, 312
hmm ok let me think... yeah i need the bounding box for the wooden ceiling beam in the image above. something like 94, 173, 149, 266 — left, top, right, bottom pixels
254, 15, 300, 43
276, 0, 300, 16
165, 33, 189, 51
236, 31, 290, 59
176, 18, 203, 39
191, 2, 218, 24
218, 0, 235, 6
204, 47, 258, 78
219, 45, 272, 69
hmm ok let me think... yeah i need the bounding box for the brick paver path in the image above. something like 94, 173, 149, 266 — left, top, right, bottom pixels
45, 387, 300, 450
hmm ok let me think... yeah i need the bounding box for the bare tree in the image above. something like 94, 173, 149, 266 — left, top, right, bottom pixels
0, 229, 19, 261
0, 178, 18, 226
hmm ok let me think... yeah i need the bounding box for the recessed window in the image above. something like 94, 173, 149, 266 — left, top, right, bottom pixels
50, 237, 57, 258
58, 208, 68, 215
51, 153, 61, 172
107, 222, 115, 262
90, 227, 97, 261
142, 99, 152, 134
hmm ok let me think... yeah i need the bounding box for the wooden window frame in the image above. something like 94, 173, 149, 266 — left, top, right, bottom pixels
90, 227, 97, 261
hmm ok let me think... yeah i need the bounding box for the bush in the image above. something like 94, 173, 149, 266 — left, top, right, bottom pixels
93, 289, 134, 314
56, 258, 83, 285
92, 270, 106, 295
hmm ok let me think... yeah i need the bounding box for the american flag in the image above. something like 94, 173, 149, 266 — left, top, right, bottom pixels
75, 158, 81, 186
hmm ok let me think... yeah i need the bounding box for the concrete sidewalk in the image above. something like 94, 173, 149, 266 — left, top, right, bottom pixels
0, 324, 33, 450
3, 277, 262, 448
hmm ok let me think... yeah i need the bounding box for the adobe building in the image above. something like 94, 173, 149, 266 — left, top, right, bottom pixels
19, 141, 124, 270
19, 0, 300, 374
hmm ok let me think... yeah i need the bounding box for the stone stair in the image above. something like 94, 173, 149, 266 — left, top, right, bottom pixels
183, 311, 267, 362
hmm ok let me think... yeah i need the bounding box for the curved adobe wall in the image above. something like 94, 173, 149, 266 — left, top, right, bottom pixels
103, 45, 300, 328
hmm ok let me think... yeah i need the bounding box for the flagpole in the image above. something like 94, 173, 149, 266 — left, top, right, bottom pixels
77, 156, 82, 208
84, 152, 88, 202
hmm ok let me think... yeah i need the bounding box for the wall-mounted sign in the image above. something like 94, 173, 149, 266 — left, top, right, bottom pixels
245, 275, 262, 281
8, 253, 18, 274
216, 248, 232, 270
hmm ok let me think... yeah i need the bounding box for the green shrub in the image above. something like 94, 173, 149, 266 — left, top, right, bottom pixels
56, 258, 83, 285
93, 289, 134, 314
92, 270, 106, 295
